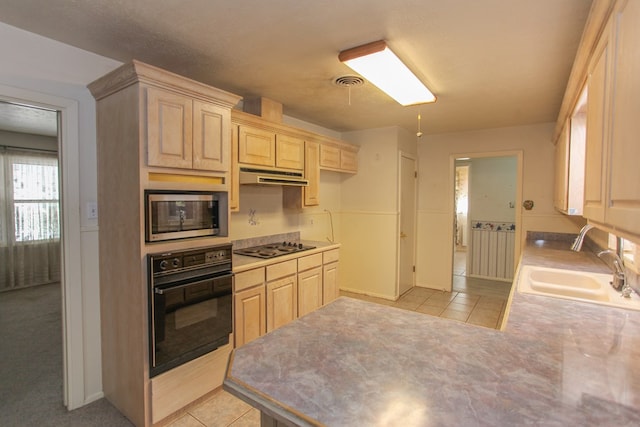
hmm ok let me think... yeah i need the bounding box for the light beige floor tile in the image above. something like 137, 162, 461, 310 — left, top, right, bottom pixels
452, 294, 480, 305
405, 287, 437, 298
427, 291, 457, 302
445, 302, 474, 314
228, 408, 261, 427
393, 299, 422, 311
166, 414, 206, 427
397, 293, 428, 306
189, 390, 253, 427
467, 308, 501, 326
475, 296, 506, 311
466, 316, 499, 329
415, 304, 445, 316
421, 297, 452, 308
440, 308, 469, 322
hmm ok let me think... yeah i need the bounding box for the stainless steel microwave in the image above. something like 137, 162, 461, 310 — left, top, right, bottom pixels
145, 190, 225, 242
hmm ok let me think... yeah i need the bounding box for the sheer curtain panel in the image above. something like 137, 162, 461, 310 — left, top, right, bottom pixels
0, 148, 61, 291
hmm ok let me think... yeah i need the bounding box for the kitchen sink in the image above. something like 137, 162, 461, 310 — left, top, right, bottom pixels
518, 265, 640, 310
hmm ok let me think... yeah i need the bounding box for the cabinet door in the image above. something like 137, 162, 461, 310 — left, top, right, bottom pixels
238, 126, 276, 167
276, 134, 304, 170
340, 149, 358, 172
304, 141, 320, 206
583, 24, 612, 224
146, 87, 193, 169
319, 144, 340, 169
323, 262, 339, 305
266, 275, 298, 332
234, 286, 266, 347
229, 124, 239, 212
193, 101, 229, 172
298, 267, 323, 317
553, 122, 570, 213
606, 0, 640, 235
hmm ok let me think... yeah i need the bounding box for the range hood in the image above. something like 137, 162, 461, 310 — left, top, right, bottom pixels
239, 167, 308, 187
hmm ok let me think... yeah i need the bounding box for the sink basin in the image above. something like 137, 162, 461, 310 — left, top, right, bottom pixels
518, 265, 640, 311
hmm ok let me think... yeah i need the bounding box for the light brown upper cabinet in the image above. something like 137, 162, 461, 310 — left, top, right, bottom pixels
303, 141, 320, 206
229, 124, 240, 212
237, 125, 304, 170
582, 0, 640, 237
583, 19, 612, 224
320, 142, 358, 173
231, 109, 358, 210
275, 134, 304, 170
238, 125, 276, 167
605, 0, 640, 236
146, 87, 230, 172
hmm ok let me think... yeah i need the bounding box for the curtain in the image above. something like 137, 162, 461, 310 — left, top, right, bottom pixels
0, 148, 60, 291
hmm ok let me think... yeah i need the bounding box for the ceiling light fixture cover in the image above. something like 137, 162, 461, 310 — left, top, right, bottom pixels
339, 40, 436, 106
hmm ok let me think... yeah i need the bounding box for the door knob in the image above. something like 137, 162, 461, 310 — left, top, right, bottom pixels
400, 232, 407, 238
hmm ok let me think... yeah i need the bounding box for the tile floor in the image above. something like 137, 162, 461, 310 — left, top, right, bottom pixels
165, 389, 260, 427
167, 250, 513, 427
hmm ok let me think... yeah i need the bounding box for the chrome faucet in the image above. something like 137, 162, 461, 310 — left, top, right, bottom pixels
597, 249, 628, 294
571, 224, 595, 251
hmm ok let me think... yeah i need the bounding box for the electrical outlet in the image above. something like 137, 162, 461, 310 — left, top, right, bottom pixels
87, 202, 98, 220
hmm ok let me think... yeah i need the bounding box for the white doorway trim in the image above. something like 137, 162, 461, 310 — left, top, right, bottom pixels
0, 84, 85, 410
448, 150, 524, 281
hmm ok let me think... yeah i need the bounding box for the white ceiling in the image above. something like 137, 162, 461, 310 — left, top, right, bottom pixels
0, 0, 593, 136
0, 102, 57, 137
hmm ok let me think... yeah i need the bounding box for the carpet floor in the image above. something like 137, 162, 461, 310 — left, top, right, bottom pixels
0, 282, 133, 426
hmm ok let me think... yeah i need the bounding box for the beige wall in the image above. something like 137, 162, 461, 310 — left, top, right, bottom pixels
468, 156, 517, 222
339, 126, 417, 300
416, 123, 584, 290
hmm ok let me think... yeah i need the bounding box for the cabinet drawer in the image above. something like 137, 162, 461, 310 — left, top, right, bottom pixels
322, 248, 340, 264
234, 267, 265, 292
298, 253, 322, 271
266, 259, 297, 281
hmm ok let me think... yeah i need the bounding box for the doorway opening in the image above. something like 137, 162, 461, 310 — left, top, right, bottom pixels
0, 101, 65, 421
454, 161, 470, 278
451, 153, 521, 296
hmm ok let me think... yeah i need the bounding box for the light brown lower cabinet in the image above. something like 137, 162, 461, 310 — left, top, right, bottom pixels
233, 248, 340, 348
234, 285, 266, 347
298, 266, 323, 317
266, 275, 298, 332
323, 262, 339, 305
322, 249, 340, 304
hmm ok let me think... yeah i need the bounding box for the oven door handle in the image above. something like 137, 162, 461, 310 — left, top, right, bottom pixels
154, 274, 232, 294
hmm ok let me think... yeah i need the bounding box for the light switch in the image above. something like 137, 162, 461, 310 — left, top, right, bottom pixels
87, 202, 98, 219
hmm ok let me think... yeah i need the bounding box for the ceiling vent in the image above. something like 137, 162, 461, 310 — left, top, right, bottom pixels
333, 75, 365, 87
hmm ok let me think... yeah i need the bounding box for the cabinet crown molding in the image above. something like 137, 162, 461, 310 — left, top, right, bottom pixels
88, 60, 242, 108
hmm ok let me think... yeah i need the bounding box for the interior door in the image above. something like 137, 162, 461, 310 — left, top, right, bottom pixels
398, 153, 417, 296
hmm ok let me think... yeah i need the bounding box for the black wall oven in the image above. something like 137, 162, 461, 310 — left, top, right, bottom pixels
148, 244, 233, 377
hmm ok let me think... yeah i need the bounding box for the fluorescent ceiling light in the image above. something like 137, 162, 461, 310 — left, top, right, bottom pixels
339, 40, 436, 106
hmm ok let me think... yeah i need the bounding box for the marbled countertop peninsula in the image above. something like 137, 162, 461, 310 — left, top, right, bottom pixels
225, 237, 640, 426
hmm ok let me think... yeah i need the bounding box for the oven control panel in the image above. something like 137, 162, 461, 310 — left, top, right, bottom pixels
150, 244, 232, 274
